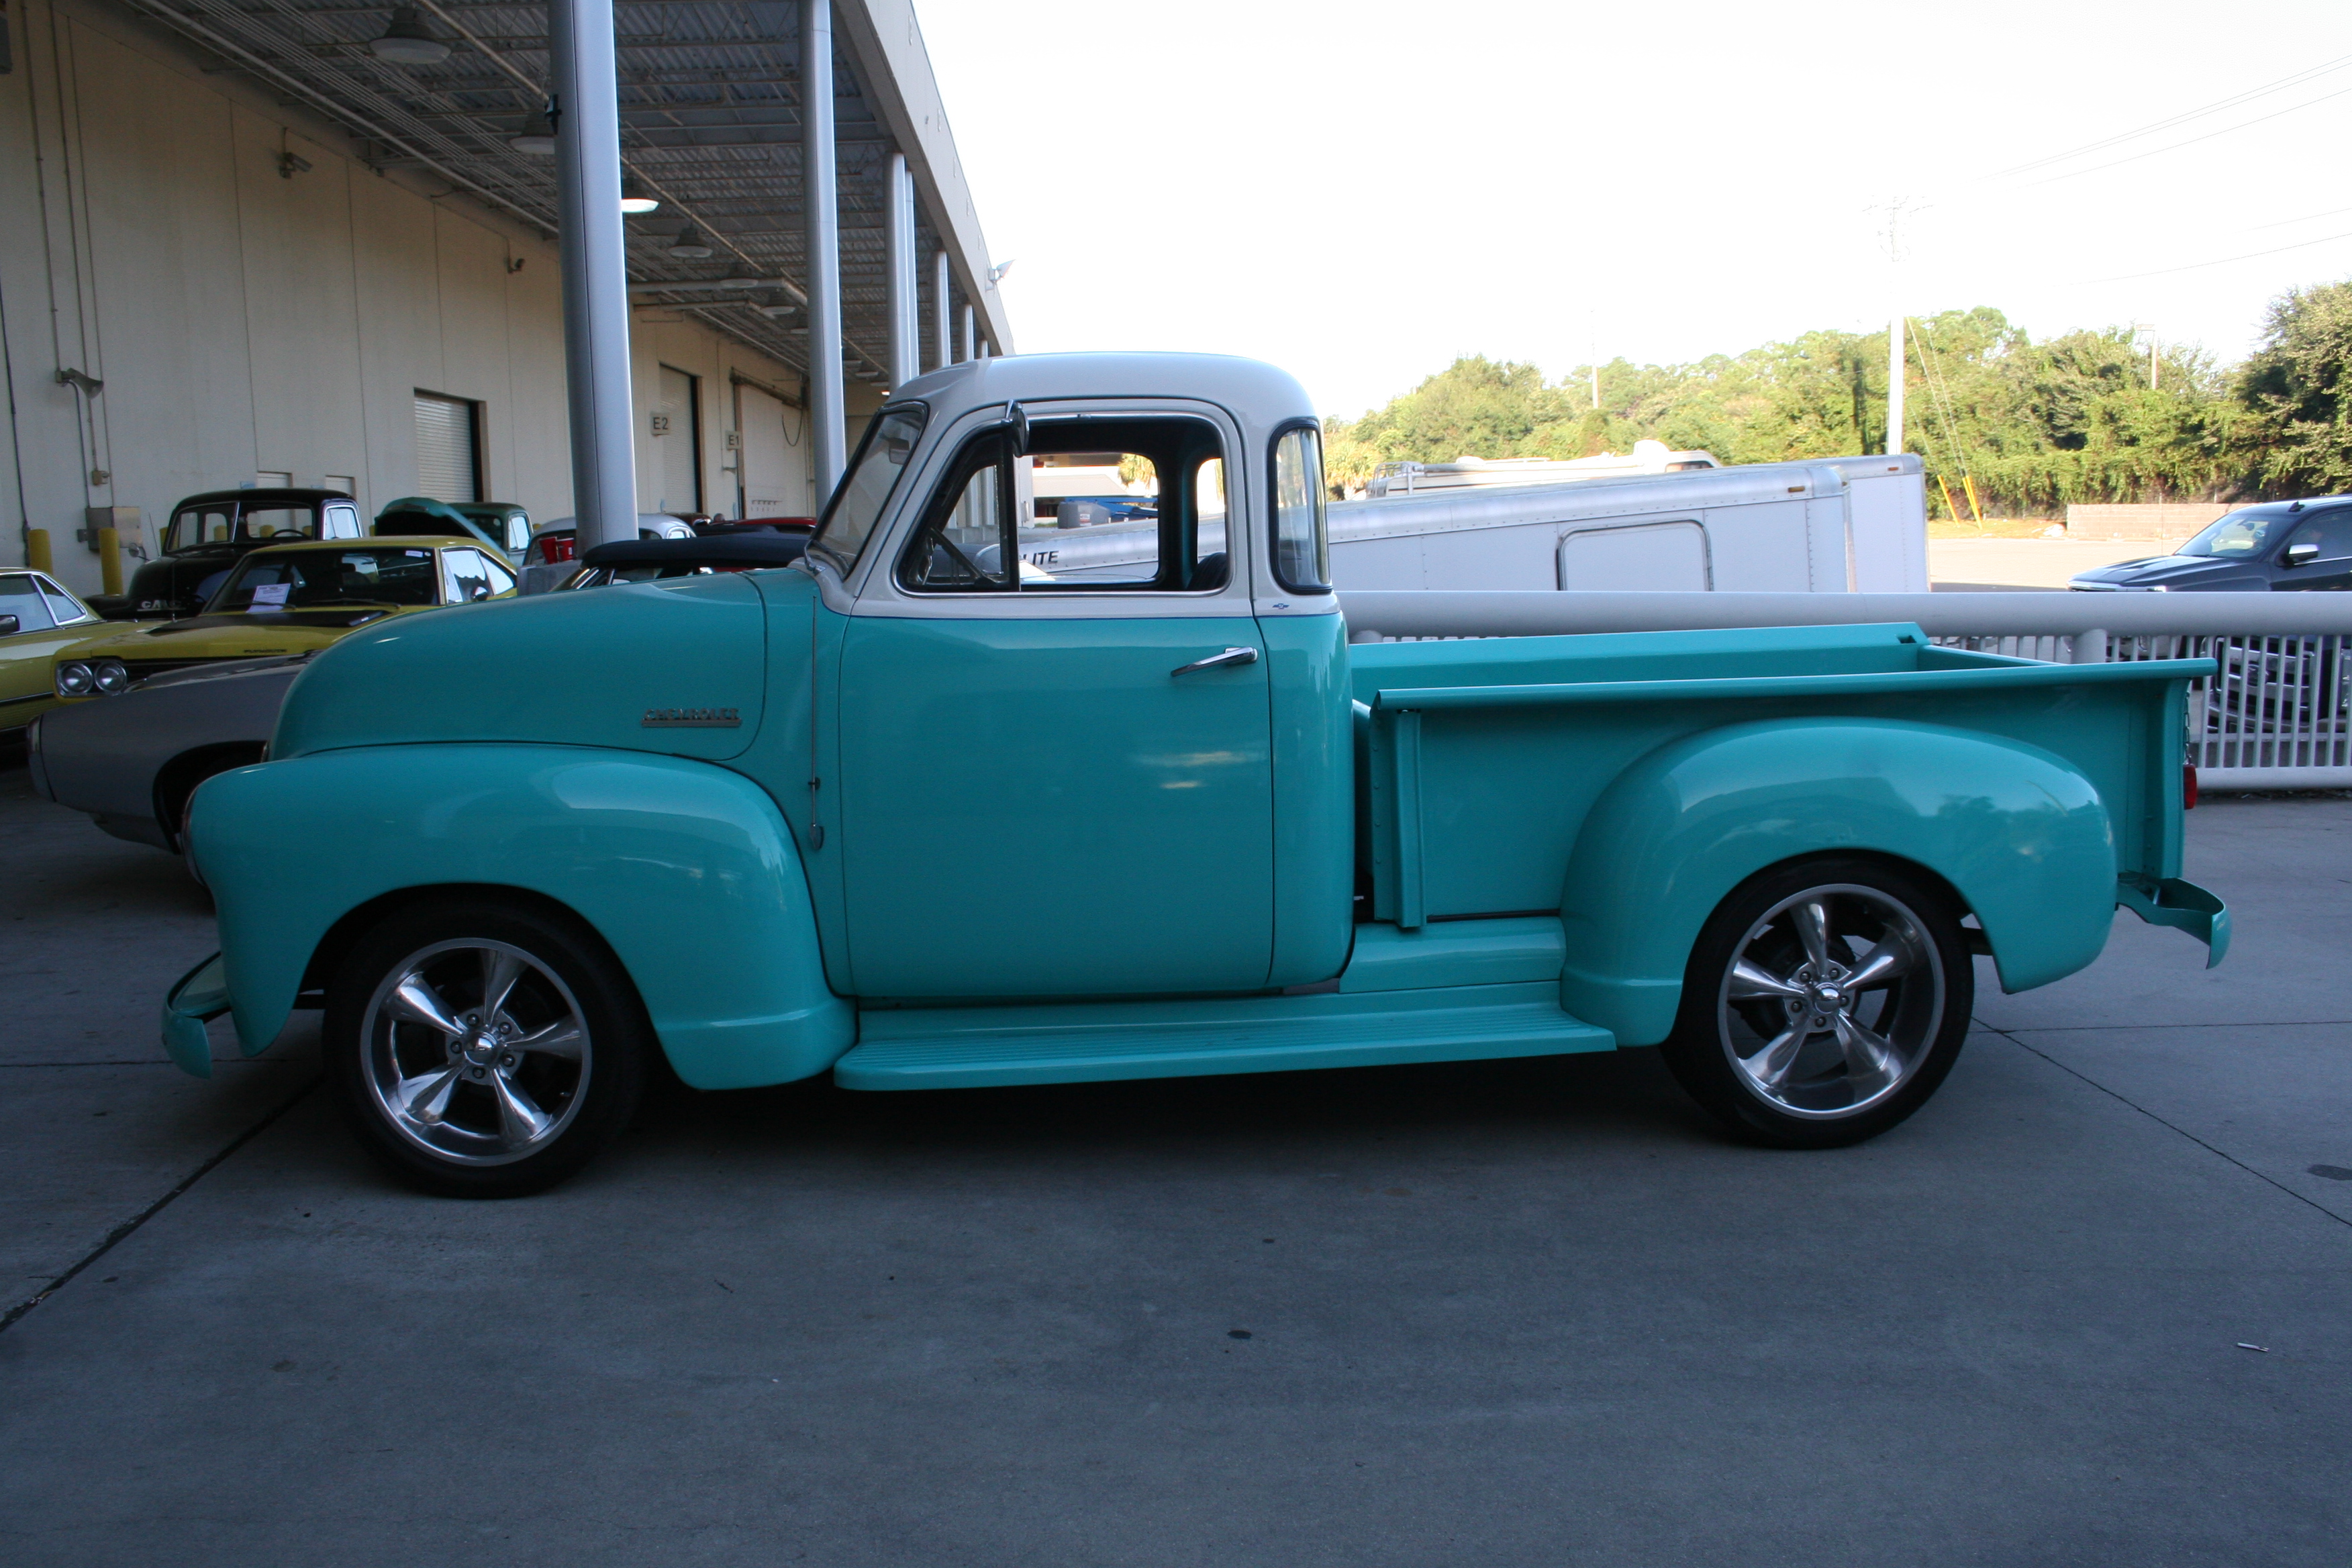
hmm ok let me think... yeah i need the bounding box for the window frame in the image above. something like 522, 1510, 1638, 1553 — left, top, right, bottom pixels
1265, 418, 1332, 595
895, 412, 1236, 598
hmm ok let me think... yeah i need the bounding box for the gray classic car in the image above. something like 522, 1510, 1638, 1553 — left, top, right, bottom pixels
26, 655, 304, 860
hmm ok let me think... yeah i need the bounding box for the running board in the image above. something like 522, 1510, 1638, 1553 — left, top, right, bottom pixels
834, 981, 1614, 1091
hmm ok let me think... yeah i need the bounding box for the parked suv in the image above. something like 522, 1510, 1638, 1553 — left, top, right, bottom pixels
99, 488, 365, 620
2070, 498, 2352, 591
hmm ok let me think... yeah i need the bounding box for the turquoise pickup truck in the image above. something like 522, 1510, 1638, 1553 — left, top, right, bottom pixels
165, 354, 2227, 1196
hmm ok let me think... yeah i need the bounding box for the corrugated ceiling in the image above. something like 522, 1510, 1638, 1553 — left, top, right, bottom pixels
118, 0, 984, 384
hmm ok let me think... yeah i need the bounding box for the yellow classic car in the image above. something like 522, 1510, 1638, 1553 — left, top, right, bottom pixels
52, 537, 516, 701
3, 568, 128, 738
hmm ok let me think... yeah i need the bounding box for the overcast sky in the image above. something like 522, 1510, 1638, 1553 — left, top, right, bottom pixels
921, 0, 2352, 418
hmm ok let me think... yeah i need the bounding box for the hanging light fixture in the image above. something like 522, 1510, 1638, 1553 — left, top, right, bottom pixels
758, 292, 797, 320
619, 175, 660, 215
369, 5, 450, 66
667, 224, 714, 260
510, 99, 556, 156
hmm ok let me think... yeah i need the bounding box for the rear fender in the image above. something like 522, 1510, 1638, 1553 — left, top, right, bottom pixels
1558, 719, 2115, 1045
187, 744, 851, 1088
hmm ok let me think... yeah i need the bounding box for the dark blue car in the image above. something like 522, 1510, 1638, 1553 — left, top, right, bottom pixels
2070, 498, 2352, 591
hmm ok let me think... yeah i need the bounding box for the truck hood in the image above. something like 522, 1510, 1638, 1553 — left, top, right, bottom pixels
272, 573, 767, 763
2069, 554, 2267, 591
66, 609, 408, 663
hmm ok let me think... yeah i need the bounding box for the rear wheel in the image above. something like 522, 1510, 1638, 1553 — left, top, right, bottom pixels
1659, 858, 1972, 1149
324, 898, 650, 1196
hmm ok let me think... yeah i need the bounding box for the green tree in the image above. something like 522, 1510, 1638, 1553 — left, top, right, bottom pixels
2234, 279, 2352, 496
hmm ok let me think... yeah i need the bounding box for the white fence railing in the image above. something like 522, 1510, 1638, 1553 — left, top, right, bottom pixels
1336, 591, 2352, 791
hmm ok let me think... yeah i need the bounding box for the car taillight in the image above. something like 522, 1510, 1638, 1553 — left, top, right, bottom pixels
2184, 763, 2198, 810
532, 535, 575, 564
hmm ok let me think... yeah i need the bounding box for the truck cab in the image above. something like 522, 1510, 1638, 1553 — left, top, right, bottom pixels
167, 354, 2227, 1198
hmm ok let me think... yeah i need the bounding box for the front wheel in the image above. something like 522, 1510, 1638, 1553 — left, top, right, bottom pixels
324, 897, 651, 1196
1659, 858, 1973, 1149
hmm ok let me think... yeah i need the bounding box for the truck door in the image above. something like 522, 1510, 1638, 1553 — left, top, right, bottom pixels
2275, 509, 2352, 591
834, 408, 1272, 999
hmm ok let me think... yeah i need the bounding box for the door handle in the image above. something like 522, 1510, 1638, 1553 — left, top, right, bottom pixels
1170, 646, 1259, 678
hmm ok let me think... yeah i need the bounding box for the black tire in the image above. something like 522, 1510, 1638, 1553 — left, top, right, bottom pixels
324, 896, 651, 1197
1659, 856, 1973, 1149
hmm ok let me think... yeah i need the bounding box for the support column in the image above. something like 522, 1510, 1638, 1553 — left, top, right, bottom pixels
551, 0, 638, 549
885, 152, 916, 387
802, 0, 845, 495
932, 250, 950, 373
959, 303, 975, 364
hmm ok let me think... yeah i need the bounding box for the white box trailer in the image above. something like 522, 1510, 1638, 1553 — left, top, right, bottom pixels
1326, 452, 1925, 594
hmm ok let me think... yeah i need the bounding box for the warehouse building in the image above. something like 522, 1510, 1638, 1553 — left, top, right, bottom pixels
0, 0, 1010, 595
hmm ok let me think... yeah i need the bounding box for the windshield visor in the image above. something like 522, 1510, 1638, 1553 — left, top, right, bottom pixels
209, 548, 440, 611
2179, 509, 2290, 558
810, 407, 926, 573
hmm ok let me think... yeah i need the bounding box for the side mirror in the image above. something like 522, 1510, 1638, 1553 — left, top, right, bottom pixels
1005, 400, 1029, 457
2284, 541, 2320, 567
0, 614, 17, 636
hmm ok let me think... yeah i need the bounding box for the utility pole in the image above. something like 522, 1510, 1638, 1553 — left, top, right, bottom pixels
1875, 197, 1918, 458
2133, 322, 2159, 390
1587, 307, 1601, 411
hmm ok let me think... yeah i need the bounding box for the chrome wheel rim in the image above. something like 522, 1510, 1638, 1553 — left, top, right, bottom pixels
360, 939, 591, 1166
1715, 883, 1945, 1120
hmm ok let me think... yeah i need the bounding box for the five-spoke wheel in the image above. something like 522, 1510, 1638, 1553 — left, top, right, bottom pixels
1662, 859, 1973, 1148
325, 899, 649, 1196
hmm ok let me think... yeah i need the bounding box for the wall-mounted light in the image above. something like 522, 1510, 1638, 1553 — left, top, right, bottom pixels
668, 224, 713, 260
369, 6, 450, 66
619, 174, 660, 214
510, 100, 556, 156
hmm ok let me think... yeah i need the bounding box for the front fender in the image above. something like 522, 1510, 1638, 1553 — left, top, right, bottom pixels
1558, 719, 2114, 1046
187, 744, 852, 1089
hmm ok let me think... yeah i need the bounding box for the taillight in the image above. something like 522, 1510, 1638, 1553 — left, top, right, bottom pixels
2184, 763, 2198, 810
532, 534, 576, 564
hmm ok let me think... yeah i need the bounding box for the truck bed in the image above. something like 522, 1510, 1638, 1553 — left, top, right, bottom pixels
1354, 622, 2206, 928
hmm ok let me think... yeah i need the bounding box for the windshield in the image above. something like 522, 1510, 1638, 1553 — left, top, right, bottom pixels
2179, 509, 2292, 559
208, 547, 441, 611
164, 502, 321, 552
810, 407, 926, 572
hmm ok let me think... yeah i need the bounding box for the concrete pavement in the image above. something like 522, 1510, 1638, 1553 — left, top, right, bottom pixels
2, 761, 2346, 1565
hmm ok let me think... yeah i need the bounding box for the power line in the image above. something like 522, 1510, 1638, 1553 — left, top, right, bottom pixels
1994, 50, 2352, 178
2081, 225, 2352, 285
2248, 201, 2352, 232
2022, 82, 2352, 189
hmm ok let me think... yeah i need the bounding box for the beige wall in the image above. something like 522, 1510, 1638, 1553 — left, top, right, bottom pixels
0, 0, 842, 595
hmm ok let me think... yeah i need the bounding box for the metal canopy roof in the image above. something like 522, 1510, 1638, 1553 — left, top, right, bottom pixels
117, 0, 1009, 383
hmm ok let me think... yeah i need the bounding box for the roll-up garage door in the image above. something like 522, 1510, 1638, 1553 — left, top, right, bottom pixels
414, 393, 480, 503
736, 382, 803, 517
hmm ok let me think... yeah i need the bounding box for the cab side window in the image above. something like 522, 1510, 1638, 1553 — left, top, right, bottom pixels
897, 416, 1230, 593
2284, 513, 2352, 562
1269, 424, 1330, 593
323, 504, 363, 540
